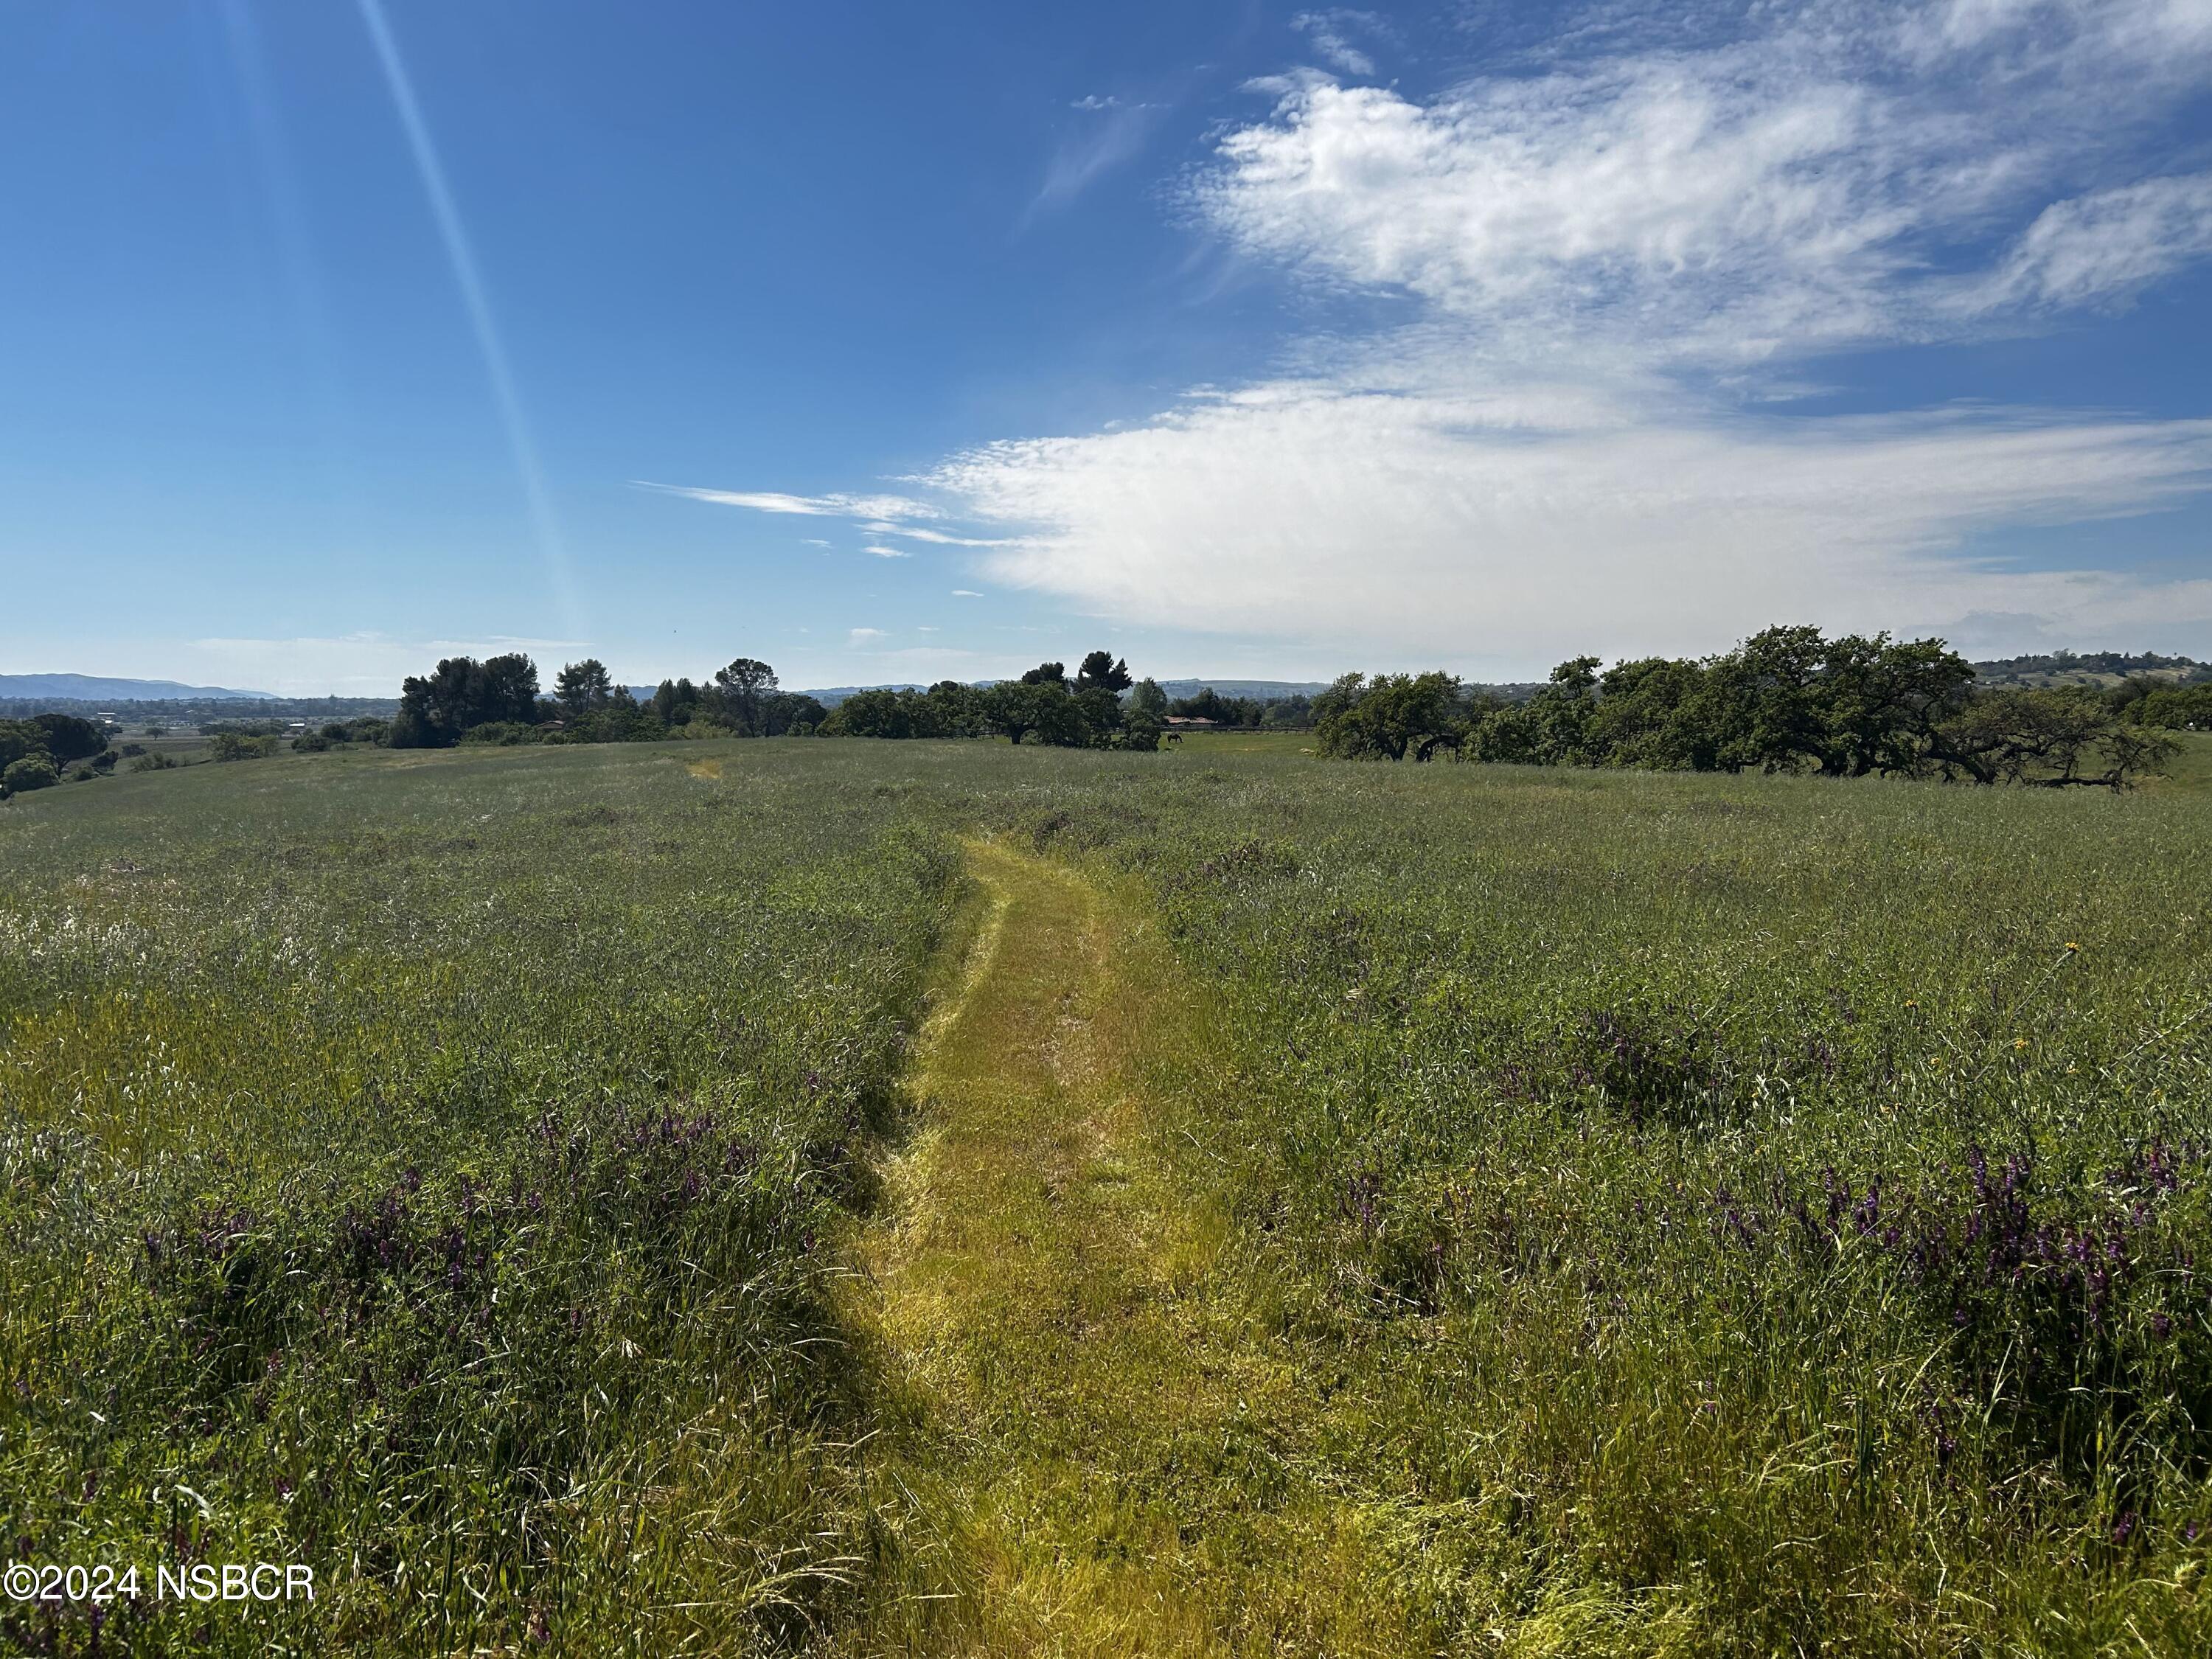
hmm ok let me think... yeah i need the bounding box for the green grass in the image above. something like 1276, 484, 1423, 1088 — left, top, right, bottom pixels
1, 741, 960, 1655
2144, 728, 2212, 795
995, 754, 2212, 1654
5, 738, 2211, 1654
1164, 728, 1315, 756
843, 841, 1429, 1655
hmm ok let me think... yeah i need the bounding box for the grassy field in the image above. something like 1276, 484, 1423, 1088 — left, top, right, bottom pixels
2145, 729, 2212, 795
1164, 728, 1315, 757
1013, 752, 2212, 1653
0, 743, 960, 1654
4, 737, 2211, 1654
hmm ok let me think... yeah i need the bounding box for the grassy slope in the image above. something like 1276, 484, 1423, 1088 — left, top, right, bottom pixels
2144, 729, 2212, 796
1165, 729, 1315, 757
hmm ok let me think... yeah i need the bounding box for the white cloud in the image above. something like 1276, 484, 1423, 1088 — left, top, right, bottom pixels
1291, 10, 1382, 78
950, 589, 984, 597
849, 627, 888, 645
656, 487, 1013, 546
1201, 1, 2212, 363
1899, 0, 2212, 69
1974, 173, 2212, 312
1072, 94, 1121, 111
861, 521, 1015, 546
634, 481, 939, 522
1033, 100, 1166, 215
931, 374, 2212, 670
720, 0, 2212, 670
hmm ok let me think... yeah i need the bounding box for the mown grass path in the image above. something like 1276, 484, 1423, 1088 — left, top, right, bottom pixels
841, 839, 1422, 1658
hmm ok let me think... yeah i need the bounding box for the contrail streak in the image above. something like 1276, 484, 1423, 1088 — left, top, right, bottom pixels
353, 0, 582, 636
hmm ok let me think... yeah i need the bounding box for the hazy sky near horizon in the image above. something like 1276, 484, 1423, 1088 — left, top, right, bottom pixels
3, 0, 2211, 695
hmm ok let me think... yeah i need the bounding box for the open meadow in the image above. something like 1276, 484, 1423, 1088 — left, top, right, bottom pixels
4, 737, 2211, 1655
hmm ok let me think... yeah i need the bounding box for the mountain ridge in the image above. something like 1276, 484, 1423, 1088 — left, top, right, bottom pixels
0, 672, 279, 701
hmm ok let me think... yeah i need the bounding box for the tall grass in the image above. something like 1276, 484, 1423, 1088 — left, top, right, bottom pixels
991, 750, 2212, 1652
1, 743, 958, 1655
6, 736, 2210, 1652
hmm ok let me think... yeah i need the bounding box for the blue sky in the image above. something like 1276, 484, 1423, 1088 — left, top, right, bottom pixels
2, 1, 2210, 694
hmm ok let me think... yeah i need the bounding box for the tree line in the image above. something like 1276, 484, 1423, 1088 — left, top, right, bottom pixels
11, 630, 2195, 796
2111, 677, 2212, 731
821, 653, 1164, 748
380, 647, 1172, 752
1161, 686, 1316, 728
1315, 626, 2182, 789
386, 655, 826, 748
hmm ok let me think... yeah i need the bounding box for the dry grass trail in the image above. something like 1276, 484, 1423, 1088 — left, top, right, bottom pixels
840, 839, 1423, 1658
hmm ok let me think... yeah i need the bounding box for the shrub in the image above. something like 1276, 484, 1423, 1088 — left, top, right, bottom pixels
2, 753, 60, 796
207, 732, 281, 762
458, 720, 542, 746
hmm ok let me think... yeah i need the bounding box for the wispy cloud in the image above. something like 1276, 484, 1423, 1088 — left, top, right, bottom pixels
950, 589, 984, 598
1969, 173, 2212, 314
634, 481, 940, 522
849, 627, 888, 645
643, 478, 1016, 550
910, 0, 2212, 668
1290, 10, 1386, 78
1032, 99, 1168, 216
934, 380, 2212, 668
691, 1, 2212, 671
860, 520, 1015, 546
1203, 1, 2212, 364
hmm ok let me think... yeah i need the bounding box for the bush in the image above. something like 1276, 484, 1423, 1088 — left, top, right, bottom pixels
207, 732, 281, 762
2, 754, 60, 796
458, 720, 542, 746
128, 752, 178, 773
201, 719, 285, 739
2124, 684, 2212, 729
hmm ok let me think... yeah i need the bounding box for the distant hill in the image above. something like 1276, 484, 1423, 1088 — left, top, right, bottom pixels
799, 684, 930, 708
794, 679, 1340, 709
1969, 652, 2209, 689
631, 684, 930, 708
1156, 678, 1331, 702
0, 672, 279, 700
